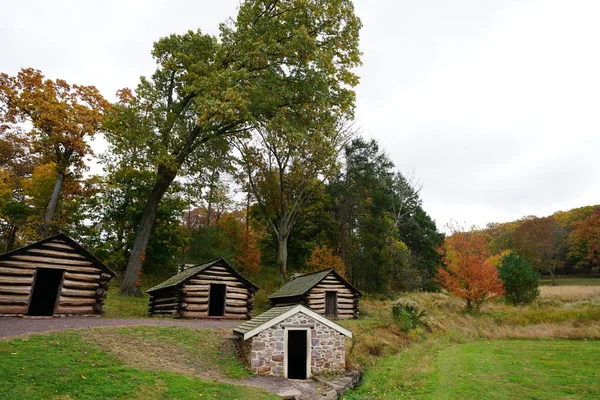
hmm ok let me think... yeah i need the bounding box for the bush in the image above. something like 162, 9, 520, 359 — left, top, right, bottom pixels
391, 298, 427, 332
499, 251, 540, 305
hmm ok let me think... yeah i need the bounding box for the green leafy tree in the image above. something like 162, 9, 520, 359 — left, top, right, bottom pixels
108, 0, 361, 296
236, 121, 352, 280
498, 251, 540, 305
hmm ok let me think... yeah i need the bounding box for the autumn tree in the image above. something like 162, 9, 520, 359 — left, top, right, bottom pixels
568, 207, 600, 271
436, 230, 505, 311
0, 123, 36, 250
305, 244, 347, 278
109, 0, 361, 295
0, 68, 109, 238
513, 216, 567, 285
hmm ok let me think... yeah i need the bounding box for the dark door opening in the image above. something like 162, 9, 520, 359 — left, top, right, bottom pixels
287, 330, 308, 379
28, 268, 64, 316
208, 284, 226, 316
325, 291, 338, 318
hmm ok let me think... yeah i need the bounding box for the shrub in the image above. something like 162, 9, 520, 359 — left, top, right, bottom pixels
392, 298, 427, 332
499, 251, 540, 305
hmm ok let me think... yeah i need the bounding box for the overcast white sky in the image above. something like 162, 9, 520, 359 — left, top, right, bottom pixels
1, 0, 599, 230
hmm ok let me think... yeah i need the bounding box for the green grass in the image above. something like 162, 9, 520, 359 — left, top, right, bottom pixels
86, 326, 251, 379
103, 291, 150, 318
345, 339, 600, 399
0, 330, 277, 400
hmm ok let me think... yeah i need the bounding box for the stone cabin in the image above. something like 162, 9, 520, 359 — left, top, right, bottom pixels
269, 269, 362, 319
147, 257, 259, 319
233, 304, 352, 379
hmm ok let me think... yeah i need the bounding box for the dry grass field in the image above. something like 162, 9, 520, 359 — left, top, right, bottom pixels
343, 278, 600, 399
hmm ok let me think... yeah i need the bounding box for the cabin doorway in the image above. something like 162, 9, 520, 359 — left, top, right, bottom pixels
325, 291, 338, 318
28, 268, 64, 316
287, 330, 309, 379
208, 284, 226, 316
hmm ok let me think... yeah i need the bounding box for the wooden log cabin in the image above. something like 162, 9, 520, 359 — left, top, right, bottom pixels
0, 233, 116, 317
269, 269, 362, 319
147, 257, 259, 319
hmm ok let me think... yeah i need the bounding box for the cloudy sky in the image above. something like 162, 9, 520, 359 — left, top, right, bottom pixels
1, 0, 599, 230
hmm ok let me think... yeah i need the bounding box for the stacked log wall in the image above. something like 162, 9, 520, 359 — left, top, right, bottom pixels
181, 263, 253, 319
0, 237, 112, 316
305, 273, 359, 319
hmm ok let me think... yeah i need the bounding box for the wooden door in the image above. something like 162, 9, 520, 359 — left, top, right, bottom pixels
325, 291, 338, 318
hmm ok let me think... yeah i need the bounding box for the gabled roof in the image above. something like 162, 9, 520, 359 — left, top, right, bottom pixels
147, 257, 259, 294
0, 232, 116, 276
268, 269, 362, 299
233, 304, 352, 340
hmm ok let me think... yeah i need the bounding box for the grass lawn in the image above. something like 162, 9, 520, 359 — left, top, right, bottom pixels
0, 328, 277, 400
345, 339, 600, 399
103, 291, 150, 318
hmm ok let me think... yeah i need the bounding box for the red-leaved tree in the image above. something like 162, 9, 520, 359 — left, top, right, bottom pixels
436, 230, 505, 311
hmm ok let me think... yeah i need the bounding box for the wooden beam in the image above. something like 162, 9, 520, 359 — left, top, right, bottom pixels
0, 276, 33, 285
11, 254, 95, 267
25, 248, 87, 260
56, 306, 95, 314
184, 297, 208, 305
64, 272, 101, 282
60, 288, 97, 298
227, 292, 248, 301
0, 286, 31, 295
0, 305, 28, 314
188, 279, 244, 287
62, 279, 98, 290
58, 297, 97, 306
193, 274, 239, 282
0, 297, 28, 305
226, 299, 248, 307
0, 267, 35, 276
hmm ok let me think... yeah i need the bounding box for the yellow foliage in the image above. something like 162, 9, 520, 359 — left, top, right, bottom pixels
305, 245, 347, 278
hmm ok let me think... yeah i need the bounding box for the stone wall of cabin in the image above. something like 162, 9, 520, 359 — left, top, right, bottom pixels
249, 312, 346, 376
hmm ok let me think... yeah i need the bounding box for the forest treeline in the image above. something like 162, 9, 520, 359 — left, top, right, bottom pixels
2, 0, 598, 298
0, 0, 445, 295
477, 205, 600, 282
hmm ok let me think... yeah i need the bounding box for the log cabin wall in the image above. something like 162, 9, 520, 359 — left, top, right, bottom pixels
148, 258, 257, 319
304, 272, 359, 319
0, 234, 115, 317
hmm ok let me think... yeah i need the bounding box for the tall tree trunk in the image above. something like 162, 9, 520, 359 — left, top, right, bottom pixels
120, 167, 177, 296
276, 232, 289, 280
245, 190, 250, 233
5, 224, 17, 252
39, 171, 65, 238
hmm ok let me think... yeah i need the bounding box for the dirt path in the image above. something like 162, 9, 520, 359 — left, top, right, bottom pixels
0, 317, 240, 339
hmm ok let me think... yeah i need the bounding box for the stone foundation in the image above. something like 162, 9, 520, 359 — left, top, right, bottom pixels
248, 312, 346, 376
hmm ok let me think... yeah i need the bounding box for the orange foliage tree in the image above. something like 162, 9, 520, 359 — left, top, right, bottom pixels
0, 68, 109, 238
305, 245, 347, 279
234, 230, 261, 275
569, 207, 600, 270
436, 230, 505, 311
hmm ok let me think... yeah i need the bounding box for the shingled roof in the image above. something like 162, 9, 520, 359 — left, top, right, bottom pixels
147, 257, 258, 294
268, 269, 361, 299
233, 304, 352, 340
